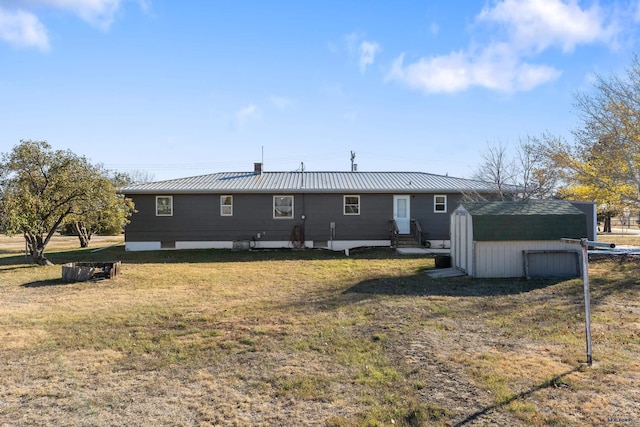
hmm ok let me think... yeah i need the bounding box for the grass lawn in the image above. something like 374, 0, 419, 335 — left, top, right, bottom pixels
0, 234, 638, 426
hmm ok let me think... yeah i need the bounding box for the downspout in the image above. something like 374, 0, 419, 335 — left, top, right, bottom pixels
300, 163, 306, 248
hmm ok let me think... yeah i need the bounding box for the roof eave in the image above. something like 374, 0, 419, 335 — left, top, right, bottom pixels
121, 187, 497, 195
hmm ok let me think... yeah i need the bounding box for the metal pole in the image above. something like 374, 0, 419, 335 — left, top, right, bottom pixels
560, 238, 615, 366
580, 241, 592, 366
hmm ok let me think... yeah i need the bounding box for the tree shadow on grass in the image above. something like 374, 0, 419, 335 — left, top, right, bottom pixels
21, 278, 71, 288
0, 264, 40, 273
344, 273, 565, 298
3, 246, 427, 267
453, 365, 584, 426
271, 271, 569, 319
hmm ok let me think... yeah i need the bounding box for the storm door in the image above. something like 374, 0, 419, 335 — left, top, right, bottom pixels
393, 195, 410, 234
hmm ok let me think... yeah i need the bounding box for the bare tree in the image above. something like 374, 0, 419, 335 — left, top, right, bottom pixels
471, 141, 518, 201
125, 169, 155, 185
516, 135, 560, 200
469, 137, 560, 202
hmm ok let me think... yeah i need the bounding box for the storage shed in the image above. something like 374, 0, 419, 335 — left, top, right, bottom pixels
450, 200, 588, 278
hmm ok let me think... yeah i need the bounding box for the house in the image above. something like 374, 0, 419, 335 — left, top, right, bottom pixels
450, 200, 591, 278
120, 163, 504, 252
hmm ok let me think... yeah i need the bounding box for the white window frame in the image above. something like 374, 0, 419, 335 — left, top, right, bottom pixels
273, 195, 294, 219
434, 195, 447, 213
220, 195, 233, 216
156, 196, 173, 216
344, 195, 360, 215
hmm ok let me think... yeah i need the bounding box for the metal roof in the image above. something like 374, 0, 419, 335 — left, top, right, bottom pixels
121, 171, 502, 194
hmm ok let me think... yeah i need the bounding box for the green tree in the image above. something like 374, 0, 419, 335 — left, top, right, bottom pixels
61, 170, 135, 248
545, 54, 640, 213
0, 140, 135, 265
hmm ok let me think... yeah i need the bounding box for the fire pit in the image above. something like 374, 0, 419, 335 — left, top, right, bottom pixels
61, 261, 121, 282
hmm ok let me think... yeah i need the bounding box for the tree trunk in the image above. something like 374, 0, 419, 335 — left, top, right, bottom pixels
74, 222, 90, 248
24, 232, 54, 266
604, 213, 612, 233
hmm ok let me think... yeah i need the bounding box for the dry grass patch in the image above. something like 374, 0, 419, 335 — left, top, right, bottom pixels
0, 234, 639, 426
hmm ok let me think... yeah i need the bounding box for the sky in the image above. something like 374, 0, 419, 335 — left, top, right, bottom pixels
1, 0, 640, 182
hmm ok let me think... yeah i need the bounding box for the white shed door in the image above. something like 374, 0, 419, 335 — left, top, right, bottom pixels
451, 208, 473, 276
393, 195, 410, 234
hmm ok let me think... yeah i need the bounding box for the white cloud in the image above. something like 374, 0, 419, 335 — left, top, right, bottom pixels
344, 32, 381, 73
477, 0, 615, 53
387, 48, 562, 94
233, 104, 261, 130
0, 0, 147, 49
388, 52, 470, 93
270, 95, 292, 109
0, 7, 49, 50
37, 0, 124, 30
387, 0, 617, 94
359, 40, 380, 73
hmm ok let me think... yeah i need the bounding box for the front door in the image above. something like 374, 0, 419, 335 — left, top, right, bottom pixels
393, 195, 410, 234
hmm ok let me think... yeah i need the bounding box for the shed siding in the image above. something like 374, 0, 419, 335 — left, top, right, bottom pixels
450, 209, 473, 274
473, 241, 580, 278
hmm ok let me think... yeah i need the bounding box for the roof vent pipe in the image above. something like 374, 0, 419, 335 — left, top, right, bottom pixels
254, 162, 263, 175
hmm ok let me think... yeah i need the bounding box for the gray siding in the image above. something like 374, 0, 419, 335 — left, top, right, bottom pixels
301, 193, 392, 241
124, 192, 463, 243
127, 194, 305, 242
569, 201, 596, 241
411, 193, 464, 240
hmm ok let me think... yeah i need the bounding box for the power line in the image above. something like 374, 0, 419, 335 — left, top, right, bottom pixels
105, 150, 351, 171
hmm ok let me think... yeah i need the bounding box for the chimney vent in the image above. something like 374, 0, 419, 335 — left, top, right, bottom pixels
254, 162, 263, 175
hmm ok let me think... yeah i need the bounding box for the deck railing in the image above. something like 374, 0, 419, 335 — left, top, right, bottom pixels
410, 219, 423, 247
390, 219, 399, 247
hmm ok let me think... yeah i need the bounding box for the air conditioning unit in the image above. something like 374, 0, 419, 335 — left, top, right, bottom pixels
232, 240, 251, 250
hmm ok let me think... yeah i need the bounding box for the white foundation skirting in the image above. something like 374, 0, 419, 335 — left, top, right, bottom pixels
125, 240, 392, 252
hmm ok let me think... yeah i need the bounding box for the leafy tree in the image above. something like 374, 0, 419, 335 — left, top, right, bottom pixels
546, 131, 636, 232
545, 55, 640, 213
555, 182, 624, 232
0, 140, 135, 265
61, 170, 136, 248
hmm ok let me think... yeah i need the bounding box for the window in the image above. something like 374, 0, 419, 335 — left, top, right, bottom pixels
273, 195, 294, 219
434, 195, 447, 213
156, 196, 173, 216
344, 195, 360, 215
220, 195, 233, 216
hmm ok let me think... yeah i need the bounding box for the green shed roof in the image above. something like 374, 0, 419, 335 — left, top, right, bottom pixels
460, 200, 587, 241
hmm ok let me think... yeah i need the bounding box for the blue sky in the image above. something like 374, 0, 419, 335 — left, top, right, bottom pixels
1, 0, 639, 181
